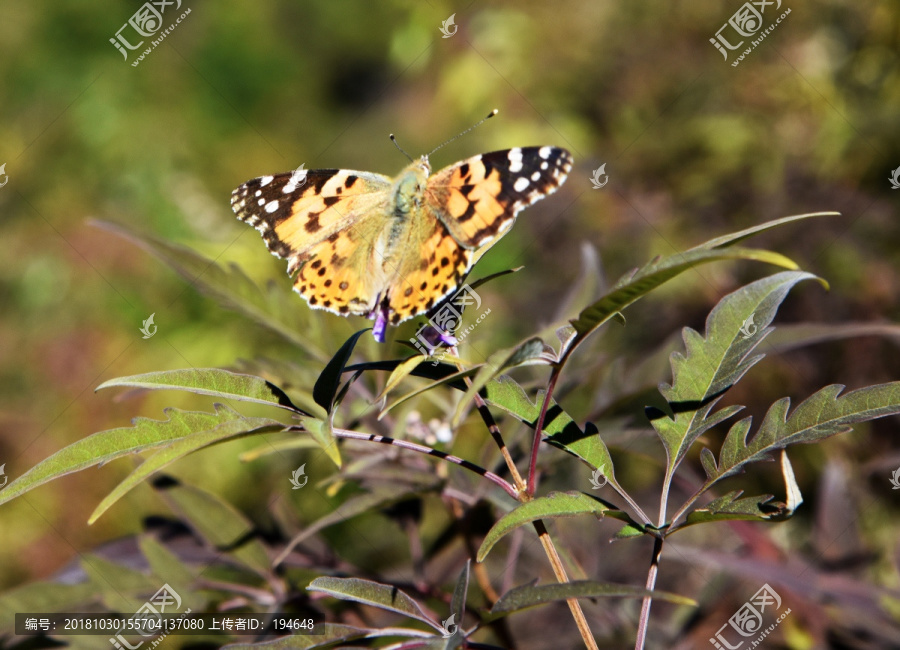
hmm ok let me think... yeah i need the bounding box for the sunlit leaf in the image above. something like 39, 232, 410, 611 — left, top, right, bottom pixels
89, 413, 283, 523
689, 212, 840, 251
478, 492, 620, 562
97, 368, 302, 413
566, 247, 800, 362
650, 272, 821, 481
0, 404, 257, 507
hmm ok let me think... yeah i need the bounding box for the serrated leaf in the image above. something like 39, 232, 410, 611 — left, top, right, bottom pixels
712, 382, 900, 484
307, 577, 440, 630
651, 271, 820, 480
0, 404, 253, 507
97, 368, 302, 412
89, 413, 283, 523
566, 247, 799, 362
683, 491, 783, 527
478, 492, 616, 562
490, 580, 695, 615
156, 479, 271, 576
93, 220, 328, 362
275, 484, 430, 566
314, 329, 370, 412
451, 337, 549, 427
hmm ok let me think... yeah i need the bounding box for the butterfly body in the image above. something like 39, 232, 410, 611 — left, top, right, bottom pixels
232, 146, 572, 340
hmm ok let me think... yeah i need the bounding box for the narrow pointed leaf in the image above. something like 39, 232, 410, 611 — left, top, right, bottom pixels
0, 405, 252, 507
222, 624, 379, 649
377, 355, 430, 402
93, 221, 328, 361
490, 581, 695, 615
689, 212, 840, 251
89, 414, 283, 523
156, 479, 271, 576
450, 561, 471, 630
275, 485, 432, 566
97, 369, 302, 412
478, 492, 621, 562
566, 247, 799, 360
308, 577, 440, 630
314, 329, 370, 412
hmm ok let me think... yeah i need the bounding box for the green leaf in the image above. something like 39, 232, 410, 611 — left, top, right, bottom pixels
298, 416, 341, 467
612, 523, 647, 540
307, 577, 440, 630
380, 365, 484, 418
566, 247, 800, 362
683, 491, 783, 527
275, 484, 433, 566
93, 220, 328, 362
314, 329, 370, 413
706, 382, 900, 484
451, 337, 551, 427
650, 271, 821, 481
377, 355, 430, 402
222, 624, 393, 649
139, 536, 196, 593
0, 404, 251, 507
450, 560, 471, 634
689, 212, 840, 251
490, 580, 695, 615
478, 492, 616, 562
156, 479, 271, 576
97, 368, 302, 413
0, 582, 96, 632
89, 412, 283, 523
468, 266, 523, 291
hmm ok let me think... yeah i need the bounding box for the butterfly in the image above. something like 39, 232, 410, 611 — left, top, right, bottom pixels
231, 145, 573, 341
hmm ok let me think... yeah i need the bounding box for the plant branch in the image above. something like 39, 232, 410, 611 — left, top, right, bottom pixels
332, 428, 518, 499
634, 536, 664, 650
533, 519, 598, 650
527, 367, 561, 497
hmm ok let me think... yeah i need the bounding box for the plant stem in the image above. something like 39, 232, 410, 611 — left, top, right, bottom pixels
449, 347, 527, 493
332, 428, 518, 499
527, 367, 561, 497
533, 519, 598, 650
634, 536, 664, 650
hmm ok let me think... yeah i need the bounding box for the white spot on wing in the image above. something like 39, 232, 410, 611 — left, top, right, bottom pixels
531, 171, 541, 181
265, 200, 279, 213
508, 148, 523, 173
260, 176, 274, 186
539, 146, 552, 159
255, 190, 262, 197
513, 177, 530, 192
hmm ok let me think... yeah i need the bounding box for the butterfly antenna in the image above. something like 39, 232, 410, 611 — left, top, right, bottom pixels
389, 134, 414, 162
427, 109, 498, 157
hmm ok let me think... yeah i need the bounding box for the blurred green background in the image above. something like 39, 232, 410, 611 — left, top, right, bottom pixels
1, 0, 899, 646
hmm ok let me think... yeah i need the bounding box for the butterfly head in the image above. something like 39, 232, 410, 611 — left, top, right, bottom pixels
393, 156, 432, 215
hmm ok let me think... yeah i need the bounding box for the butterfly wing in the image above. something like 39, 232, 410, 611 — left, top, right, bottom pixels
231, 169, 395, 317
424, 146, 573, 249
